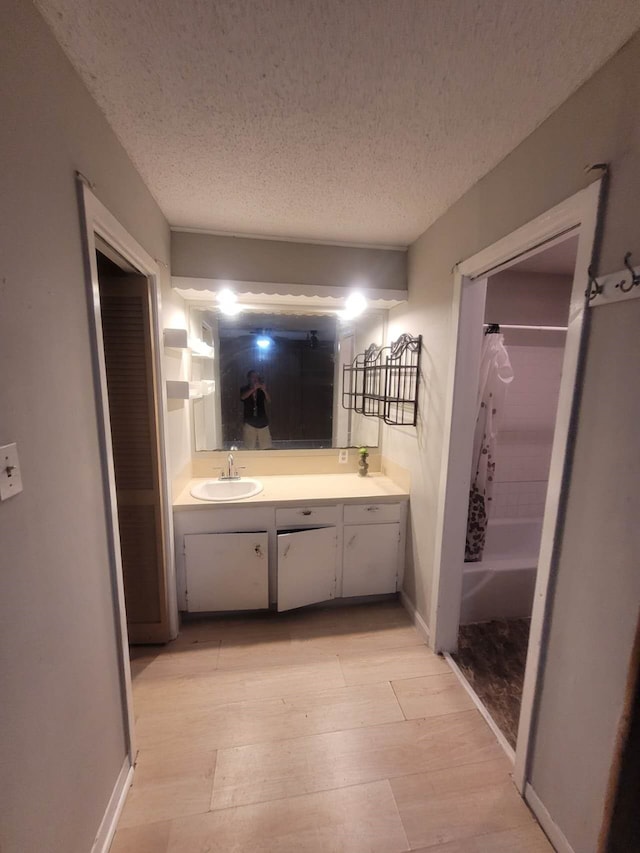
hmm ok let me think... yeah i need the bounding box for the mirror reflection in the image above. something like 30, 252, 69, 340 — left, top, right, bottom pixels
189, 306, 383, 451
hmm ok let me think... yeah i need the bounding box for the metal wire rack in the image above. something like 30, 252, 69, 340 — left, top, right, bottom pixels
342, 333, 422, 426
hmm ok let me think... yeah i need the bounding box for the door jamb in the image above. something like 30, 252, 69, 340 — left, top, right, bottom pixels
77, 180, 179, 764
429, 180, 602, 793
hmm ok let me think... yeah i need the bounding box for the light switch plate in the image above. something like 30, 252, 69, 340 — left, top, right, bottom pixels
338, 449, 348, 464
0, 443, 23, 500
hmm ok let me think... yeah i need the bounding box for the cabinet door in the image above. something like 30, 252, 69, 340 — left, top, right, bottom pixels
184, 532, 268, 612
277, 527, 337, 612
342, 523, 400, 597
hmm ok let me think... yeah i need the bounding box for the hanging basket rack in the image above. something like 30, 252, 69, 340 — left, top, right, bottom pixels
342, 333, 422, 426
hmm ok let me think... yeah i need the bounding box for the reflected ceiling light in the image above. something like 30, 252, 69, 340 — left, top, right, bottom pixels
217, 287, 242, 316
220, 303, 242, 316
256, 336, 272, 349
339, 291, 367, 321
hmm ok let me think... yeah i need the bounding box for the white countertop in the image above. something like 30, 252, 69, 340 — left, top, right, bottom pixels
174, 472, 409, 510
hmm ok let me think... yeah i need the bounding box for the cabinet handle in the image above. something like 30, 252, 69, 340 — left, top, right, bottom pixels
301, 510, 312, 516
283, 543, 291, 558
347, 535, 356, 548
254, 544, 263, 557
366, 506, 379, 512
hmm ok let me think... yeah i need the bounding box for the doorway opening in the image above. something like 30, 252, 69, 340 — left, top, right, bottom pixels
95, 247, 172, 645
430, 180, 602, 793
451, 235, 578, 751
78, 182, 179, 827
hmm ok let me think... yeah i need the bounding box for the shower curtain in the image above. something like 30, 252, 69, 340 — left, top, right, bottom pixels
465, 333, 514, 562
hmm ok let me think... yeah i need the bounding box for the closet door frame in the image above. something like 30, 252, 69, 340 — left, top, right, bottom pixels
77, 178, 178, 768
430, 179, 602, 793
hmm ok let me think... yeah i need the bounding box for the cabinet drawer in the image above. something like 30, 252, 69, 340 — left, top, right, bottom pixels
276, 505, 338, 527
344, 502, 402, 524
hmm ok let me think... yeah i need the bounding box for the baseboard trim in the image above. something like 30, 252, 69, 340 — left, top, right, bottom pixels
444, 652, 516, 765
91, 756, 133, 853
399, 590, 430, 644
524, 783, 575, 853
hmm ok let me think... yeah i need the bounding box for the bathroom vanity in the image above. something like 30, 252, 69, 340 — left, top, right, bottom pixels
173, 473, 409, 613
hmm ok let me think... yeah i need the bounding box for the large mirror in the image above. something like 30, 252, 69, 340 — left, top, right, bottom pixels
188, 305, 384, 451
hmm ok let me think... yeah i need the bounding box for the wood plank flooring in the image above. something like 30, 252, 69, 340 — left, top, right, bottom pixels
112, 601, 552, 852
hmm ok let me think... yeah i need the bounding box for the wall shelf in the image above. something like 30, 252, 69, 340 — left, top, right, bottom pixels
342, 333, 422, 426
163, 328, 188, 349
166, 380, 216, 400
166, 379, 190, 399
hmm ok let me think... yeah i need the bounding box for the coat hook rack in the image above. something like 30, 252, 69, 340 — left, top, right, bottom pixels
586, 266, 604, 301
620, 252, 640, 290
586, 252, 640, 307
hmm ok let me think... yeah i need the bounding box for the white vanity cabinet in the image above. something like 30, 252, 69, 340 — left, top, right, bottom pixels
277, 526, 338, 611
342, 524, 400, 596
184, 531, 268, 612
342, 503, 403, 597
173, 493, 407, 613
174, 506, 274, 611
275, 505, 340, 611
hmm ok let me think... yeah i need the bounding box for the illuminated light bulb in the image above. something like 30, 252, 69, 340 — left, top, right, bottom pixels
256, 337, 271, 349
217, 287, 237, 307
339, 291, 367, 321
219, 302, 242, 316
345, 292, 367, 315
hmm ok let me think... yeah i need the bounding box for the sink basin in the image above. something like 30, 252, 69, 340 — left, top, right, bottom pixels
190, 478, 263, 502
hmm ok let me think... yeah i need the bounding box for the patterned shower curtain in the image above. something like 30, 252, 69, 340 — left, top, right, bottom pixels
465, 333, 514, 562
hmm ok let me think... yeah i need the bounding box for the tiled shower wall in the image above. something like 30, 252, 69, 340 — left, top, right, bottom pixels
492, 344, 565, 519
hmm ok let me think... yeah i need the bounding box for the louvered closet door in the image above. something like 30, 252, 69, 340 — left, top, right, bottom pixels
99, 274, 169, 643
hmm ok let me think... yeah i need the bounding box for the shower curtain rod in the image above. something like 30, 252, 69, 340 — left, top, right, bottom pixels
484, 323, 568, 331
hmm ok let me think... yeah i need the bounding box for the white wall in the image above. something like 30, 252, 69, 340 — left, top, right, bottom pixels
485, 269, 574, 328
484, 270, 571, 521
383, 31, 640, 853
492, 345, 564, 520
171, 230, 407, 290
350, 311, 385, 449
0, 3, 178, 851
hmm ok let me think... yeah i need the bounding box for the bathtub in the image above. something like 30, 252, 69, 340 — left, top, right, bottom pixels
460, 518, 542, 625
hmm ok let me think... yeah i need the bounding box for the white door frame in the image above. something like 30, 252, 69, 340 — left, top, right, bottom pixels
430, 180, 602, 792
77, 179, 179, 766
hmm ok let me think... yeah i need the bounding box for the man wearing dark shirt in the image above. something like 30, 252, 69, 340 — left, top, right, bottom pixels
240, 370, 273, 449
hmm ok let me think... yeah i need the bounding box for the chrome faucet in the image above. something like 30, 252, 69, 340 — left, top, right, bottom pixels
219, 452, 241, 480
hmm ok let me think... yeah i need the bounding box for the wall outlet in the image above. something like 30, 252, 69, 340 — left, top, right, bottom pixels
0, 443, 23, 501
338, 449, 348, 464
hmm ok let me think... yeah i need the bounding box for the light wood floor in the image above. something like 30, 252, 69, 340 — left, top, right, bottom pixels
111, 600, 553, 852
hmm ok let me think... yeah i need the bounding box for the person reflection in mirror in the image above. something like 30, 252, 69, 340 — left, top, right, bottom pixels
240, 370, 273, 449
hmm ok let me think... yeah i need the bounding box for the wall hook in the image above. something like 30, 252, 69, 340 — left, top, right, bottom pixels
586, 266, 604, 301
622, 252, 640, 288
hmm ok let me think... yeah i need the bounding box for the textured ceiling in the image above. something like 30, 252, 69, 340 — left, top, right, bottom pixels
35, 0, 640, 246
